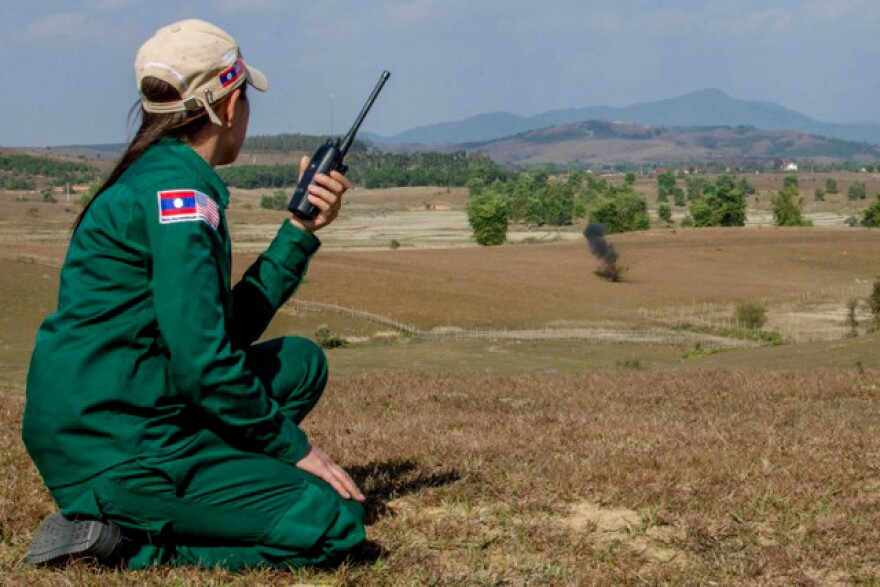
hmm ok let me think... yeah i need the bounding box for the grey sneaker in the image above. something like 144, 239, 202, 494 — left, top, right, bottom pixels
25, 513, 122, 566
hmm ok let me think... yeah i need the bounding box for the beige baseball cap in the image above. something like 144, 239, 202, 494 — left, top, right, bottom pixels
135, 19, 268, 125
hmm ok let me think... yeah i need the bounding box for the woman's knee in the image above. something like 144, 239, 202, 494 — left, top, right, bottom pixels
274, 336, 328, 418
260, 480, 365, 566
287, 335, 327, 390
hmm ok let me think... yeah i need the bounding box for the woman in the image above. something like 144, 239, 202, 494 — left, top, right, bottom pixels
22, 19, 366, 570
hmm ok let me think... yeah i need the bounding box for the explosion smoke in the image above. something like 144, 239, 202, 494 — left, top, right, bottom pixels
583, 224, 622, 282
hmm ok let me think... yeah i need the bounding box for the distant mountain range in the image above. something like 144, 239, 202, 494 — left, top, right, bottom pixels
450, 120, 880, 166
36, 89, 880, 166
369, 89, 880, 146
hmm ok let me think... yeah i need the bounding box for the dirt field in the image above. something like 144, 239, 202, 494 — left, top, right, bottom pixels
1, 181, 879, 585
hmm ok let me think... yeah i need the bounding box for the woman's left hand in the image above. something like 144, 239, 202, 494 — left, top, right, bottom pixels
288, 155, 350, 234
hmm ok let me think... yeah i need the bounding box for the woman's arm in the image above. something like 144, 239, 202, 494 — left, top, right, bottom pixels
147, 190, 309, 466
229, 162, 347, 348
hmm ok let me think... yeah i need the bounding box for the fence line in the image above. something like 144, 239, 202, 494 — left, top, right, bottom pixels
284, 299, 751, 348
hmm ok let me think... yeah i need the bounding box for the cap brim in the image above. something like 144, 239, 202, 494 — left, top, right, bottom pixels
245, 63, 268, 92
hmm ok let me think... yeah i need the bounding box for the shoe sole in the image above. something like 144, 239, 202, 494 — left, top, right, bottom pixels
26, 513, 121, 566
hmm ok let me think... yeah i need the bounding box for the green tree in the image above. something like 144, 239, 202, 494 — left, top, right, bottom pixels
673, 187, 686, 207
814, 188, 825, 201
771, 185, 811, 227
861, 197, 880, 228
738, 176, 757, 196
624, 172, 636, 186
526, 180, 577, 226
825, 177, 838, 194
685, 177, 705, 201
589, 192, 650, 234
848, 181, 867, 201
783, 175, 799, 191
467, 190, 509, 246
656, 171, 676, 203
689, 174, 747, 227
658, 203, 672, 223
508, 174, 533, 223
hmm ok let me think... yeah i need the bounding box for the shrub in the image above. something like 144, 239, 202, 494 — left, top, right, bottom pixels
734, 302, 767, 329
868, 279, 880, 329
589, 193, 649, 234
825, 177, 838, 194
771, 186, 811, 227
315, 324, 347, 349
846, 298, 860, 336
814, 188, 825, 201
860, 197, 880, 228
689, 174, 747, 227
616, 357, 642, 369
847, 181, 866, 201
260, 190, 288, 210
658, 203, 672, 223
389, 239, 401, 249
467, 190, 509, 246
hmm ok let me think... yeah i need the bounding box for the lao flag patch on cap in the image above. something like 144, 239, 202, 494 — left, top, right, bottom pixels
218, 57, 244, 88
158, 189, 220, 230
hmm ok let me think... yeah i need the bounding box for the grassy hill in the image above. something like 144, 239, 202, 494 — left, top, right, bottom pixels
460, 121, 880, 166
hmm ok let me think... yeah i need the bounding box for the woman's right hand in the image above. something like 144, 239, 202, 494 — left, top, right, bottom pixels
288, 155, 349, 235
296, 444, 366, 502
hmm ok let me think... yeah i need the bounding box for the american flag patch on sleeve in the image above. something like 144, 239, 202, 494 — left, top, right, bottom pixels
157, 189, 221, 230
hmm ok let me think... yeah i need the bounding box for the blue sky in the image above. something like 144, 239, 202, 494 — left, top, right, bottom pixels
2, 0, 880, 147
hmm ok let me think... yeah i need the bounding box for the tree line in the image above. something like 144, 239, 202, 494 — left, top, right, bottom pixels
218, 150, 507, 190
466, 171, 650, 246
466, 170, 836, 246
243, 133, 370, 154
0, 154, 100, 190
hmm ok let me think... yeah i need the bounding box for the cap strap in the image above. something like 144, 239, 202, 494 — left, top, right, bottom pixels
141, 90, 223, 126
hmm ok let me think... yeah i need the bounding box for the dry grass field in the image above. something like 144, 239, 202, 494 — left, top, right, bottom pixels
3, 371, 878, 585
1, 180, 879, 585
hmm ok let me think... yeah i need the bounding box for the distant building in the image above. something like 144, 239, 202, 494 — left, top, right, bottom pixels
781, 161, 798, 172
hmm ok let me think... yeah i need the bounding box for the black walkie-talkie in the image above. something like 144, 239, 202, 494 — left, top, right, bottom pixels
288, 70, 391, 219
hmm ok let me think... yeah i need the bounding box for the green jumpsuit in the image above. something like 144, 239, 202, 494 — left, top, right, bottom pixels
21, 137, 365, 569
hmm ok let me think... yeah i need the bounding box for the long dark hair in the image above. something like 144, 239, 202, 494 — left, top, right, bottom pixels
73, 77, 219, 232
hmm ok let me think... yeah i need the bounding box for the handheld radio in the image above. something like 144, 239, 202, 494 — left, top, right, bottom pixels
288, 70, 391, 219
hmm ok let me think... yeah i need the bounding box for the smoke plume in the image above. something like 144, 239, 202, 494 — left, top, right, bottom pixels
583, 224, 622, 282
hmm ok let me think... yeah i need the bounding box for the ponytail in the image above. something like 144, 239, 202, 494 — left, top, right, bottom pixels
72, 77, 213, 233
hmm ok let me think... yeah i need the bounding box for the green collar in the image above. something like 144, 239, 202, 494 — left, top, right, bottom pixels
158, 137, 230, 208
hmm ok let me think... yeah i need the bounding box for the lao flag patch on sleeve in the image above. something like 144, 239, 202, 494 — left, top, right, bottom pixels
157, 189, 221, 230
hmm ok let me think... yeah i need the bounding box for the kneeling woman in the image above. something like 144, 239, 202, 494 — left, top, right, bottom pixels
22, 19, 365, 570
